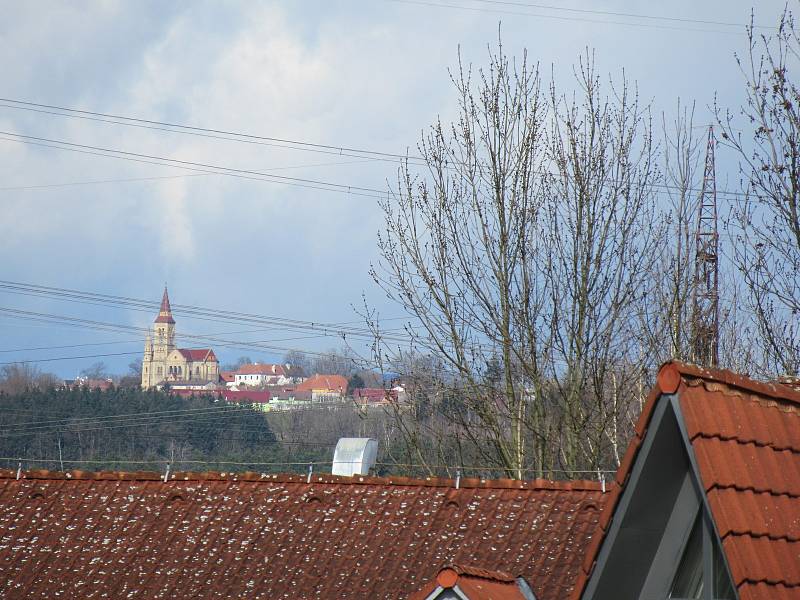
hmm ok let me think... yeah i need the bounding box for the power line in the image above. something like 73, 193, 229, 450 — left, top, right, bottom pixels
0, 339, 142, 353
0, 98, 427, 165
388, 0, 751, 34
1, 455, 615, 475
0, 158, 374, 192
0, 107, 751, 199
0, 407, 278, 438
446, 0, 768, 30
0, 403, 258, 429
0, 350, 142, 366
1, 457, 336, 467
0, 130, 391, 200
0, 280, 417, 342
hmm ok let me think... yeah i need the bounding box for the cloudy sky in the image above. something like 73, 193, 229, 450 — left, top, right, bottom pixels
0, 0, 789, 377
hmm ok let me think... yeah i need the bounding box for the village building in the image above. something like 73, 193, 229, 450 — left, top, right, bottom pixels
295, 373, 348, 402
140, 287, 219, 389
233, 362, 303, 388
2, 362, 798, 598
352, 386, 398, 406
574, 362, 800, 600
0, 471, 606, 598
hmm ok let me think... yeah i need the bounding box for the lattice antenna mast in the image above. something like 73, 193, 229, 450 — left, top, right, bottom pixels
691, 126, 720, 366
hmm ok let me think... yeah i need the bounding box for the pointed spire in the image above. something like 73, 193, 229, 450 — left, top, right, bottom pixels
160, 286, 171, 313
154, 286, 176, 324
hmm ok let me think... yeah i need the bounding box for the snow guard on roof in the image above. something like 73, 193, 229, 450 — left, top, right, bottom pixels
332, 438, 378, 476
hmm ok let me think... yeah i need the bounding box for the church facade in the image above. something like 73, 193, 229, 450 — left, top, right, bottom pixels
141, 288, 220, 389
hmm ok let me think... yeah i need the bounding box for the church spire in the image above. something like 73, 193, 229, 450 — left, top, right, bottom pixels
154, 286, 175, 324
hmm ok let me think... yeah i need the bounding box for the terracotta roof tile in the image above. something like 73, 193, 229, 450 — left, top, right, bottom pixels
707, 488, 800, 541
738, 582, 800, 600
0, 471, 611, 599
295, 374, 348, 393
691, 437, 800, 496
572, 361, 800, 600
722, 536, 800, 587
411, 565, 531, 600
178, 348, 216, 362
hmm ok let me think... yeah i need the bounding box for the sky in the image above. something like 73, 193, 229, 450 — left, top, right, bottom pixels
0, 0, 790, 378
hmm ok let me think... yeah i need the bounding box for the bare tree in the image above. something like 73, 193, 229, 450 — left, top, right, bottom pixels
717, 8, 800, 375
636, 102, 701, 365
282, 349, 311, 375
311, 348, 359, 376
371, 43, 663, 478
0, 363, 59, 394
80, 361, 109, 380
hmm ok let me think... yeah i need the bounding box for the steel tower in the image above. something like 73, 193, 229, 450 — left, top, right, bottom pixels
691, 126, 720, 366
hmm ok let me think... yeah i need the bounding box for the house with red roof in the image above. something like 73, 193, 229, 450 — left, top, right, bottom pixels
221, 388, 271, 411
0, 471, 607, 599
233, 363, 303, 388
411, 566, 537, 600
2, 362, 799, 599
353, 387, 398, 405
296, 373, 349, 402
573, 362, 800, 600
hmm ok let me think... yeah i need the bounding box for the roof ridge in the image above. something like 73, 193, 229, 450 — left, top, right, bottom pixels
660, 361, 800, 407
448, 564, 518, 582
0, 468, 612, 490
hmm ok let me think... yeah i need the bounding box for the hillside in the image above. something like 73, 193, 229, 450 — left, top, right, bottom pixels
0, 387, 327, 472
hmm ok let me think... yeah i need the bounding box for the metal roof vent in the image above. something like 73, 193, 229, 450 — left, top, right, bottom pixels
332, 438, 378, 477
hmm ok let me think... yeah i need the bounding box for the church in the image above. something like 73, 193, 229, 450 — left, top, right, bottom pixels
140, 287, 220, 389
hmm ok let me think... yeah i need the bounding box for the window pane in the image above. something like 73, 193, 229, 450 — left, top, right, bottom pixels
670, 514, 703, 599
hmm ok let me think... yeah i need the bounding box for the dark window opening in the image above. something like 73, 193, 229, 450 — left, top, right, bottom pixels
671, 513, 735, 600
671, 514, 703, 598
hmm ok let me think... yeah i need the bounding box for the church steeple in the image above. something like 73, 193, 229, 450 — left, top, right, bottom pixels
152, 286, 176, 357
154, 286, 175, 324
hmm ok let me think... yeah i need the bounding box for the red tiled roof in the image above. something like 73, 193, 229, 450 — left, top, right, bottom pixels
219, 371, 235, 382
296, 374, 348, 393
573, 361, 800, 600
178, 348, 216, 362
0, 471, 611, 599
154, 287, 175, 324
222, 389, 270, 404
236, 363, 288, 376
411, 565, 529, 600
353, 387, 398, 402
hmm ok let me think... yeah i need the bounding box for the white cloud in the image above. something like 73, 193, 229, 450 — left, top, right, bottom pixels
0, 0, 790, 375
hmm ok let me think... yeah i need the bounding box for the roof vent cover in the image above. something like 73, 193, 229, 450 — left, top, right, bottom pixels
332, 438, 378, 477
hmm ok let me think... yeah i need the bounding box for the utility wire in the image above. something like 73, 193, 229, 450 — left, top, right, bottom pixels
0, 403, 261, 429
441, 0, 768, 29
0, 280, 416, 341
2, 455, 615, 475
0, 98, 426, 165
0, 307, 410, 362
0, 130, 391, 199
0, 158, 374, 192
0, 99, 752, 199
388, 0, 750, 34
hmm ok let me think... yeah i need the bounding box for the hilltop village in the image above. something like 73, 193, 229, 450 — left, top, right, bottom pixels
138, 288, 402, 410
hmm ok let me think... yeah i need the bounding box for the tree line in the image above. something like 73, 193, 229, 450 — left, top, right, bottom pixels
0, 383, 328, 473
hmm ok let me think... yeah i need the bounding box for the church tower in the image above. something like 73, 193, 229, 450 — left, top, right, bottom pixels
153, 286, 176, 358
141, 286, 219, 390
141, 287, 176, 388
